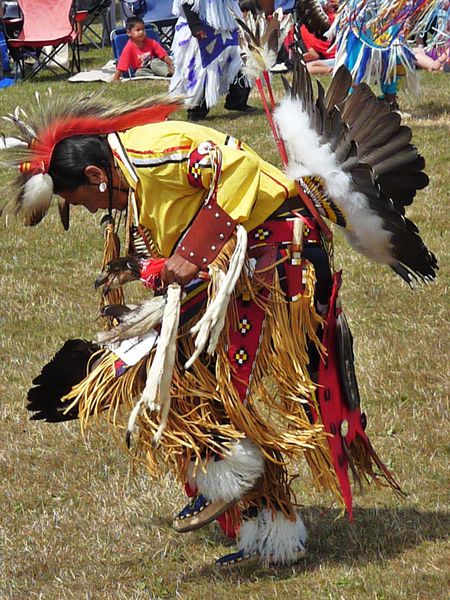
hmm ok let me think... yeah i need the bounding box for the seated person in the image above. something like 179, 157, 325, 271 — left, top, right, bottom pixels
413, 45, 450, 72
300, 1, 337, 75
112, 16, 174, 81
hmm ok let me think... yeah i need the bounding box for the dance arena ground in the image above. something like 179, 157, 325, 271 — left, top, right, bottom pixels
0, 46, 448, 599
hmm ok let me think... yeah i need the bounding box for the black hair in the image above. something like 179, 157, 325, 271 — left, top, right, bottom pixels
50, 134, 115, 217
239, 0, 261, 14
49, 135, 113, 194
125, 16, 145, 31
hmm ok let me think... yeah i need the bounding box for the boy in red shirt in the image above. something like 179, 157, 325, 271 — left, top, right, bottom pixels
113, 17, 174, 80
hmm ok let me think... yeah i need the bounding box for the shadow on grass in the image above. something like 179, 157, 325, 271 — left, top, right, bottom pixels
410, 100, 450, 118
15, 54, 103, 85
203, 108, 265, 123
187, 506, 449, 581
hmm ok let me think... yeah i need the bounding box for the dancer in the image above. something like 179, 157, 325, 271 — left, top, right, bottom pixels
329, 0, 442, 110
1, 59, 437, 565
169, 0, 255, 120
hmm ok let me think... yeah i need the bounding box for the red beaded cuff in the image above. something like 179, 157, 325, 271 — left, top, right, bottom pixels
176, 202, 236, 268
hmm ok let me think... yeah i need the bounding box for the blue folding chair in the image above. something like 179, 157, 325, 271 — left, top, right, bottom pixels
275, 0, 296, 12
120, 0, 176, 47
110, 23, 164, 77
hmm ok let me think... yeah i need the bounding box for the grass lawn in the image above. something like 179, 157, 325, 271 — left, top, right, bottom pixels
0, 43, 449, 600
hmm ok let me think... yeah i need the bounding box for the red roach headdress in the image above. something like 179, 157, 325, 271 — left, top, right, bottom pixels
1, 91, 182, 229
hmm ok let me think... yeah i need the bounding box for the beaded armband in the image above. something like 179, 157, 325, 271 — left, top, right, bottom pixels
175, 145, 236, 268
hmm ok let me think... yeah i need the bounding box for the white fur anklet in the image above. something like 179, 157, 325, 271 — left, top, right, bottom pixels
237, 516, 259, 557
257, 509, 307, 566
188, 438, 264, 503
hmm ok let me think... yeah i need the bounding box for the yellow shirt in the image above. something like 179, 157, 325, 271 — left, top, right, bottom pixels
111, 121, 297, 257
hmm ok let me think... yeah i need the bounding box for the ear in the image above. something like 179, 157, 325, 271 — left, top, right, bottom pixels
84, 165, 106, 185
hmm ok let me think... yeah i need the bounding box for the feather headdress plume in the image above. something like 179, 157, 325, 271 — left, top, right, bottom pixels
236, 8, 293, 80
0, 91, 182, 228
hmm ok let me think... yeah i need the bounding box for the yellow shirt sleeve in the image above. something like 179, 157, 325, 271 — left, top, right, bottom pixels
197, 144, 261, 223
115, 122, 296, 256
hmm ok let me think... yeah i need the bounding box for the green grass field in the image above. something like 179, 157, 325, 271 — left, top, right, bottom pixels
0, 44, 449, 600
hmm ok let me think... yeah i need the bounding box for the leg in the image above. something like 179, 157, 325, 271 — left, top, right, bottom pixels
224, 73, 256, 113
217, 462, 308, 567
172, 437, 265, 532
146, 58, 171, 77
186, 99, 210, 121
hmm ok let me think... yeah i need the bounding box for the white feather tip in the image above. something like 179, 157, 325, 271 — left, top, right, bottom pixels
21, 173, 54, 226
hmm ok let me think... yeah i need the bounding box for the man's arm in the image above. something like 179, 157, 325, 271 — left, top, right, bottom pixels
182, 3, 208, 39
161, 144, 261, 285
162, 55, 174, 75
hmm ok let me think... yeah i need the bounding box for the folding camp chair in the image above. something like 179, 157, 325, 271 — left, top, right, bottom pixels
73, 0, 113, 50
275, 0, 296, 12
111, 23, 164, 77
121, 0, 176, 48
6, 0, 80, 81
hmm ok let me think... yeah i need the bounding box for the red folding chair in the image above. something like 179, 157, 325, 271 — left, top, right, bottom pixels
73, 0, 113, 50
6, 0, 81, 81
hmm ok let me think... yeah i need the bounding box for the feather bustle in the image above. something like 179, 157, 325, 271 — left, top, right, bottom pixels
275, 50, 437, 283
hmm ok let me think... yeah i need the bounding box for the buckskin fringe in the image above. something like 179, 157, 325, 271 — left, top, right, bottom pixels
62, 240, 344, 509
100, 221, 124, 328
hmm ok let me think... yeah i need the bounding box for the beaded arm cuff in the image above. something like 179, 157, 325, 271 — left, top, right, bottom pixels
175, 201, 236, 268
175, 144, 237, 268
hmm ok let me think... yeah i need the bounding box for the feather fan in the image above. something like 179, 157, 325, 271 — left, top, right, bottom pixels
236, 9, 294, 79
27, 339, 101, 422
296, 0, 333, 40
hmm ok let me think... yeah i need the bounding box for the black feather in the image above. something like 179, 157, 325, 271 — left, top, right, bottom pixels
296, 0, 331, 39
360, 126, 412, 166
27, 339, 101, 422
324, 65, 352, 112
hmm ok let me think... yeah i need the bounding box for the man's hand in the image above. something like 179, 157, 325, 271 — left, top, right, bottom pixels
161, 255, 199, 285
193, 29, 207, 40
165, 56, 175, 75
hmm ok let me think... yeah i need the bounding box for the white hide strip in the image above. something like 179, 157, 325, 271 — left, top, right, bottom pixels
184, 224, 247, 370
0, 136, 27, 149
274, 97, 394, 265
237, 516, 259, 556
257, 509, 307, 566
96, 295, 166, 344
21, 173, 54, 223
188, 438, 264, 503
126, 284, 181, 446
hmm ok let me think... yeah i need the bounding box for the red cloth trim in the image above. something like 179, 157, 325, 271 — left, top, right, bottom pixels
248, 217, 320, 249
317, 271, 379, 519
227, 290, 269, 403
